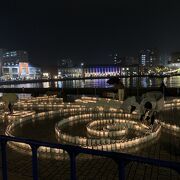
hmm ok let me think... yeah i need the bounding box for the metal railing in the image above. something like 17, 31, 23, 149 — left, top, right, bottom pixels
0, 135, 179, 180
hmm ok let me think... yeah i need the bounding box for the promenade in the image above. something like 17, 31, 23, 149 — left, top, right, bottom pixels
0, 87, 179, 98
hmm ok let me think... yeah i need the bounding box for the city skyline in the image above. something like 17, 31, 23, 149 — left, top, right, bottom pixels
0, 0, 180, 69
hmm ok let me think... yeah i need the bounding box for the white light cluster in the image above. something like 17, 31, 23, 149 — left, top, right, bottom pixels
164, 99, 180, 108
55, 113, 161, 152
15, 95, 63, 108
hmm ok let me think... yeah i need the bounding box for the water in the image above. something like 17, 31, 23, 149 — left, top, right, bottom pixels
1, 76, 180, 89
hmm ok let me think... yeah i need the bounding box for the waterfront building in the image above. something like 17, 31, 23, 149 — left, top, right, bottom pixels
58, 66, 83, 78
0, 49, 41, 80
2, 61, 19, 79
58, 58, 80, 78
120, 65, 139, 76
83, 65, 121, 77
28, 64, 41, 79
58, 64, 139, 78
42, 72, 51, 79
84, 64, 139, 77
2, 62, 41, 80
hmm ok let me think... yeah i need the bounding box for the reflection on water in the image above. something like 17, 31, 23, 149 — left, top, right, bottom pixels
1, 76, 180, 88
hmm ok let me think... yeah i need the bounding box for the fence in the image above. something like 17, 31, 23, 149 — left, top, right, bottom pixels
0, 135, 179, 180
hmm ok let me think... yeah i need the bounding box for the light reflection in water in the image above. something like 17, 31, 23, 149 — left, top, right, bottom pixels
1, 76, 180, 88
43, 82, 50, 88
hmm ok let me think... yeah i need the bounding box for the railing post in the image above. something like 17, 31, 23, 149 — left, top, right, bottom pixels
31, 145, 39, 180
0, 140, 8, 180
118, 159, 125, 180
69, 152, 77, 180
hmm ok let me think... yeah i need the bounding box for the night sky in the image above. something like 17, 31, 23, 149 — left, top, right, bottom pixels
0, 0, 180, 71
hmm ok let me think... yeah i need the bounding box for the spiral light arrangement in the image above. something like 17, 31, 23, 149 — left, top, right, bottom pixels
2, 96, 179, 159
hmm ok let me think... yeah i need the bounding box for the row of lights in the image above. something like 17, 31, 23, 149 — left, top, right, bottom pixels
4, 96, 180, 160
55, 113, 160, 150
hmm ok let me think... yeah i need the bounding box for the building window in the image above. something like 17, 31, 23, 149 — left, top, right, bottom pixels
12, 68, 18, 74
3, 68, 9, 74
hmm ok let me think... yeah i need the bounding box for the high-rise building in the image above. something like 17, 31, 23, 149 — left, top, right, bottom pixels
159, 54, 170, 66
0, 49, 6, 76
139, 49, 160, 66
124, 56, 138, 66
113, 53, 118, 64
111, 53, 121, 65
2, 50, 28, 63
58, 58, 73, 68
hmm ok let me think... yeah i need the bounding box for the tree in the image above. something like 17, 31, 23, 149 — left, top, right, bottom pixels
107, 77, 125, 100
1, 93, 18, 114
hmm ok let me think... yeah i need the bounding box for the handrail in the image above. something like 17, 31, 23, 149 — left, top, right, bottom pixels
0, 135, 179, 180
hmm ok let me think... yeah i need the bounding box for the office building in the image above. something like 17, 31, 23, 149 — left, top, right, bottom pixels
0, 49, 41, 80
2, 50, 28, 63
139, 49, 160, 66
2, 62, 41, 80
58, 58, 73, 68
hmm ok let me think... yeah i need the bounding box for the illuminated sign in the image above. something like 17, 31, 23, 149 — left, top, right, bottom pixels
19, 62, 29, 75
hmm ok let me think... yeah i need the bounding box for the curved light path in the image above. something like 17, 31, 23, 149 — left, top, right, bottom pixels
2, 96, 180, 159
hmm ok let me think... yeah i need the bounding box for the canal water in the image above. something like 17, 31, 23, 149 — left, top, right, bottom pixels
1, 76, 180, 88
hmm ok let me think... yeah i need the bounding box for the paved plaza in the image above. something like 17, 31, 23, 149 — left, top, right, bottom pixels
0, 129, 179, 180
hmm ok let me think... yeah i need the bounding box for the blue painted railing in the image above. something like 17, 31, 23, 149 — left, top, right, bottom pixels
0, 135, 179, 180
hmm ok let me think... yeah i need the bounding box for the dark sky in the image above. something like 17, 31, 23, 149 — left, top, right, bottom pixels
0, 0, 180, 70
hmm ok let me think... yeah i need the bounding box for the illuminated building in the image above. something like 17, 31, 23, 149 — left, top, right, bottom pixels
28, 64, 41, 79
58, 67, 83, 78
83, 65, 121, 77
42, 72, 51, 79
0, 49, 41, 80
58, 64, 138, 78
2, 62, 41, 80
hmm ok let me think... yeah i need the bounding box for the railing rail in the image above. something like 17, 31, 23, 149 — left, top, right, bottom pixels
0, 135, 179, 180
